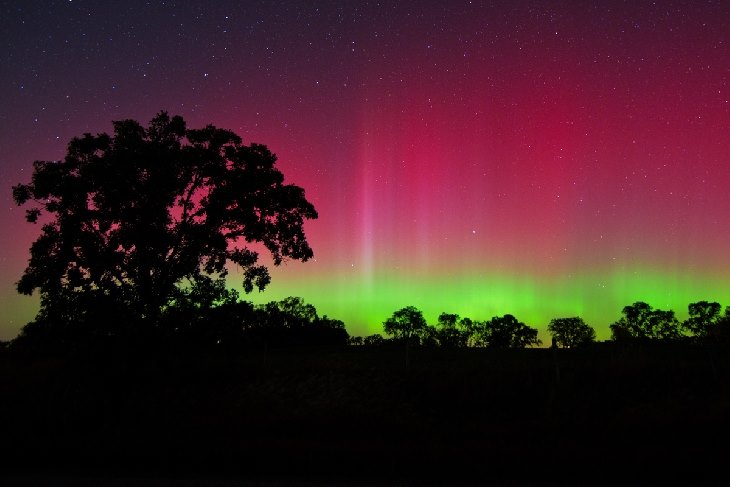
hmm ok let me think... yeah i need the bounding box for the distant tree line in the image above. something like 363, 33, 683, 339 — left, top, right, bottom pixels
9, 293, 730, 354
610, 301, 730, 343
8, 292, 730, 354
348, 300, 730, 349
347, 306, 544, 349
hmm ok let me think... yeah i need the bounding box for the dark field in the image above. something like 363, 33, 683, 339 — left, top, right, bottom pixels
1, 343, 729, 484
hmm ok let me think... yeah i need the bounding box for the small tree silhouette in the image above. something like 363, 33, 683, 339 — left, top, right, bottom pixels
383, 306, 429, 370
548, 317, 596, 348
436, 312, 469, 348
383, 306, 428, 344
476, 314, 541, 348
610, 302, 681, 341
683, 301, 723, 339
708, 306, 730, 343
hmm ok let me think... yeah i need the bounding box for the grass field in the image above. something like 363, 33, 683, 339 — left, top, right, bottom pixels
1, 343, 728, 484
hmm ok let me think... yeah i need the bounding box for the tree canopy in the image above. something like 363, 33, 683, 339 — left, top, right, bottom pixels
684, 301, 723, 338
476, 314, 542, 348
435, 312, 469, 348
548, 317, 596, 348
609, 302, 681, 341
383, 306, 428, 343
12, 112, 317, 326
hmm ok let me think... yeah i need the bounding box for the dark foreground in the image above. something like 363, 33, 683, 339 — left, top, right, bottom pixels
1, 343, 729, 484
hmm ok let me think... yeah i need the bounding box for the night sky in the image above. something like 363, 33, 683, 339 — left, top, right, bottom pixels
1, 1, 729, 341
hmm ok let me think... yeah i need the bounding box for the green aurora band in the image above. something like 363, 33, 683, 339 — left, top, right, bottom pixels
240, 264, 730, 343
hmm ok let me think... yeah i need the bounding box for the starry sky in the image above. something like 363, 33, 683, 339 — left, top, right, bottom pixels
1, 0, 729, 341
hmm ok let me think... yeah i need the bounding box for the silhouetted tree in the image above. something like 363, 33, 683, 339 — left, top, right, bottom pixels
547, 317, 596, 348
383, 306, 429, 371
475, 314, 541, 348
683, 301, 723, 339
436, 312, 469, 348
12, 112, 317, 334
458, 317, 482, 347
610, 302, 681, 341
383, 306, 428, 344
707, 306, 730, 343
438, 313, 460, 328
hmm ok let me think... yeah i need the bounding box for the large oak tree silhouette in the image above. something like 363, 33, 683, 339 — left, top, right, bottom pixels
12, 112, 317, 327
